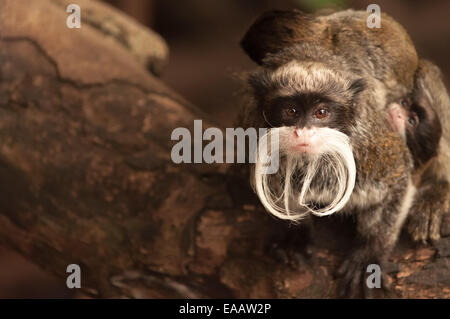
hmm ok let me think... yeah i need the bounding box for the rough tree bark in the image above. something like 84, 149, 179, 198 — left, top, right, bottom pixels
0, 0, 448, 298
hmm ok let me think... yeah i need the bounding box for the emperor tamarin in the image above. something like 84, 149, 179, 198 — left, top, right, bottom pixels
239, 12, 418, 297
241, 8, 449, 244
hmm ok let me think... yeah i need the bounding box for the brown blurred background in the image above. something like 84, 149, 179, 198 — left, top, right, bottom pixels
1, 0, 449, 298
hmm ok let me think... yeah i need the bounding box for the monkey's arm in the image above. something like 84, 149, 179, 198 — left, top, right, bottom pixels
407, 162, 450, 243
336, 131, 415, 298
337, 179, 414, 298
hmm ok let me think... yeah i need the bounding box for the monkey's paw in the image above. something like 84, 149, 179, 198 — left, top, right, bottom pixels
335, 249, 393, 298
268, 242, 309, 269
406, 204, 445, 244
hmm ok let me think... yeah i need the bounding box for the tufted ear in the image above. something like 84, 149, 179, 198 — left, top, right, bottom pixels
240, 9, 316, 65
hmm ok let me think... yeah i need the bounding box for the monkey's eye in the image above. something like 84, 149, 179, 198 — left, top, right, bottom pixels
407, 113, 418, 127
314, 108, 329, 119
401, 98, 410, 108
284, 107, 297, 117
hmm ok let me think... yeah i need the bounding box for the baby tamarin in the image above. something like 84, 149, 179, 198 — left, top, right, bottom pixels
388, 60, 449, 243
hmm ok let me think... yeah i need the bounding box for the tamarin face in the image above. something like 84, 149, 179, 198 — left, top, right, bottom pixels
250, 61, 362, 220
388, 96, 442, 168
262, 93, 353, 154
250, 61, 364, 155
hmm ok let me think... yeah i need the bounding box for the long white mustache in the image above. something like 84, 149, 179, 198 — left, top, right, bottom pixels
253, 127, 356, 221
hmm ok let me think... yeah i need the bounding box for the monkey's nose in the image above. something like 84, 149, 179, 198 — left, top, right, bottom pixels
294, 128, 315, 138
294, 128, 303, 137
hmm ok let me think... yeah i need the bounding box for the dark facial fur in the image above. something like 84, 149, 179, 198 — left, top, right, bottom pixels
264, 93, 351, 130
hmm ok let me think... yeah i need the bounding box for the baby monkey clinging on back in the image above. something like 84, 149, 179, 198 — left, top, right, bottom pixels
239, 10, 421, 298
388, 60, 450, 243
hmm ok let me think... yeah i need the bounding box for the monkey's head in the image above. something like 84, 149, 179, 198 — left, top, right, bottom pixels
249, 60, 365, 221
387, 66, 443, 170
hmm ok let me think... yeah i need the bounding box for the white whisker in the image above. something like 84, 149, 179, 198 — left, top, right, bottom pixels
253, 127, 356, 221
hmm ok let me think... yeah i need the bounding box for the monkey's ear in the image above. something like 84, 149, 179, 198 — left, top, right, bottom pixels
349, 78, 366, 96
240, 9, 313, 65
